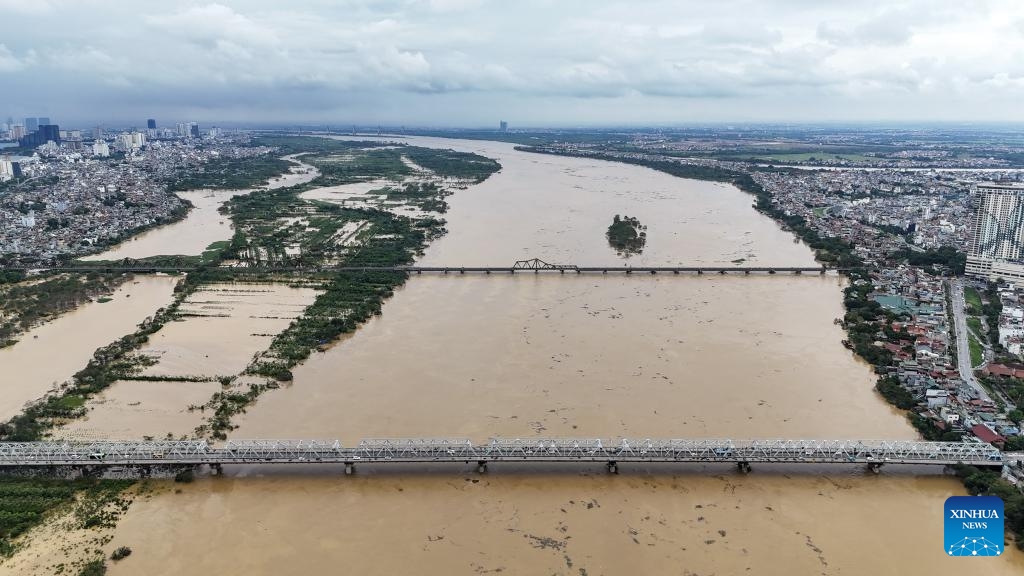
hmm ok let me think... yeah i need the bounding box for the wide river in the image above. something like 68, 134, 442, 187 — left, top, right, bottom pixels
5, 138, 1022, 574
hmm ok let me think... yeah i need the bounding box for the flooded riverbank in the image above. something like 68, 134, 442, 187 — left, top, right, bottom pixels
82, 155, 318, 261
0, 275, 178, 421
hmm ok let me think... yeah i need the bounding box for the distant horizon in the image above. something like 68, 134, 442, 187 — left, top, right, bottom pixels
10, 120, 1024, 134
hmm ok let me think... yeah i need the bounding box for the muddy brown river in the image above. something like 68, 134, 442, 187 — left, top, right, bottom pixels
4, 138, 1021, 574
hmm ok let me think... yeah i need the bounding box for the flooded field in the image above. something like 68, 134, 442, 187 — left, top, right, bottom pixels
0, 275, 178, 421
58, 282, 320, 440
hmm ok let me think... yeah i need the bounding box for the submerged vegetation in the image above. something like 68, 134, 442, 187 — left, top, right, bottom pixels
0, 477, 133, 559
0, 273, 129, 348
606, 214, 646, 257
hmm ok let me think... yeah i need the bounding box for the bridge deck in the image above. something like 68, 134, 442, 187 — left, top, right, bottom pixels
0, 439, 1003, 469
4, 266, 833, 275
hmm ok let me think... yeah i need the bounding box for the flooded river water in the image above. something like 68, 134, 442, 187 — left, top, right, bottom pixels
82, 155, 318, 260
0, 275, 179, 421
4, 138, 1022, 574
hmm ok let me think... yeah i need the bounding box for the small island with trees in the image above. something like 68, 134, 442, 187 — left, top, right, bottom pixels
606, 214, 646, 256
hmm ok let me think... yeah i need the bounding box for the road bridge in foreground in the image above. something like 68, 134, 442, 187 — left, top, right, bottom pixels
2, 259, 838, 276
0, 439, 1003, 475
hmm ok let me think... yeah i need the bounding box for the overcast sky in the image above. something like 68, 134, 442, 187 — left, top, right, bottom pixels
3, 0, 1024, 127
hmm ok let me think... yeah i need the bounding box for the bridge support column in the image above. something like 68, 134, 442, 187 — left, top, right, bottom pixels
769, 269, 776, 275
607, 461, 619, 474
744, 270, 750, 275
477, 461, 488, 474
345, 462, 355, 475
697, 269, 703, 275
794, 270, 802, 275
867, 462, 882, 474
560, 269, 565, 274
486, 270, 490, 274
210, 463, 223, 476
737, 461, 751, 474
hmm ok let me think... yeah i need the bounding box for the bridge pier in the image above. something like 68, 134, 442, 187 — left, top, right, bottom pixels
737, 461, 752, 474
477, 461, 488, 474
650, 270, 656, 275
769, 269, 776, 275
697, 269, 703, 275
626, 269, 632, 275
210, 463, 223, 476
867, 462, 883, 474
744, 270, 750, 275
345, 462, 355, 475
607, 461, 619, 474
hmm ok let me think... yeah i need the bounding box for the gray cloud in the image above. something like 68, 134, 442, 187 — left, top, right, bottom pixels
2, 0, 1024, 125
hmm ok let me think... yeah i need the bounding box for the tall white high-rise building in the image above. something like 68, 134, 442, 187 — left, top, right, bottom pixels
966, 182, 1024, 280
0, 157, 13, 182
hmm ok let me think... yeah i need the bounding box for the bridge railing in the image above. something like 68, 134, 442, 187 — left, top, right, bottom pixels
0, 438, 1005, 466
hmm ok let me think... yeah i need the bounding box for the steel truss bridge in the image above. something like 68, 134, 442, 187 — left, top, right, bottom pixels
0, 439, 1003, 475
1, 258, 834, 276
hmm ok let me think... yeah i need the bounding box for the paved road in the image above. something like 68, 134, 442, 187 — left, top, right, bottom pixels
948, 279, 993, 402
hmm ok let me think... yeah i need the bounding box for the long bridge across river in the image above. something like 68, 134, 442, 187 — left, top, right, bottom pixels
2, 258, 839, 276
0, 438, 1003, 475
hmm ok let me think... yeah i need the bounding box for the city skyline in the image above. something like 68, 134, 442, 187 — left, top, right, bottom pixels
2, 0, 1024, 126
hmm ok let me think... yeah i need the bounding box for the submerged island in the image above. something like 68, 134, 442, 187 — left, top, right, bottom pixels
607, 214, 646, 256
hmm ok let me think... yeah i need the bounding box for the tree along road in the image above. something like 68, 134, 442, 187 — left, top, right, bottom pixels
948, 279, 993, 403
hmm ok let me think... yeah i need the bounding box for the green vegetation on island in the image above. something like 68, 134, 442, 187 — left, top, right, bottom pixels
606, 215, 646, 256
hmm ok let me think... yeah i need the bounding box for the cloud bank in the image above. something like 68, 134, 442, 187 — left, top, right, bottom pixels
2, 0, 1024, 125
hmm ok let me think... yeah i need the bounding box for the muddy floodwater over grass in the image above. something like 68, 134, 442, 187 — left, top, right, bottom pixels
0, 275, 179, 421
4, 138, 1022, 575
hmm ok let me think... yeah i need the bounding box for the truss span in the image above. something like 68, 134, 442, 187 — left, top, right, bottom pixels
0, 439, 1003, 469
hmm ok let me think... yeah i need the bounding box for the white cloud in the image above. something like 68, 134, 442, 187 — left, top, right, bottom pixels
2, 0, 1024, 123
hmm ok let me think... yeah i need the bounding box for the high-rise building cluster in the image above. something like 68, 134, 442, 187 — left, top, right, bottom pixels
176, 121, 201, 138
11, 116, 61, 148
966, 182, 1024, 281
